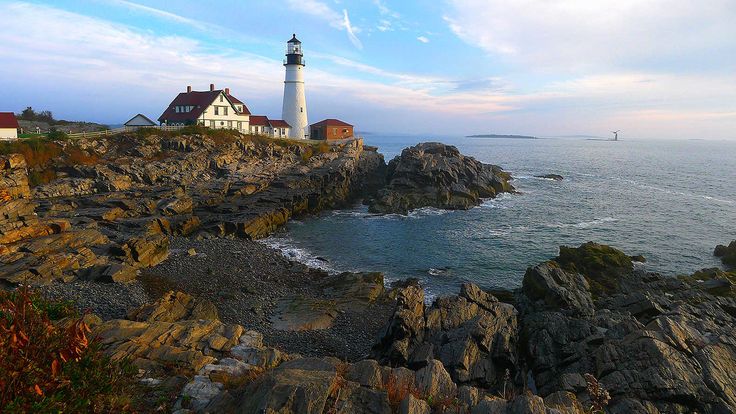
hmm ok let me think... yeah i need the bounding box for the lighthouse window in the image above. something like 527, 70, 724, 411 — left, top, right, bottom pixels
300, 107, 303, 113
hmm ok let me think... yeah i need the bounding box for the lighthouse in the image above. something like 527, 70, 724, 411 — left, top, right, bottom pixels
282, 34, 308, 139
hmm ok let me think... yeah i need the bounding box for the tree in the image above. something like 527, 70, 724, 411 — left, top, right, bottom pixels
19, 106, 36, 120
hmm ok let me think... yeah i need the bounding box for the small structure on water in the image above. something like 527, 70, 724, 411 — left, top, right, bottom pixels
0, 112, 19, 140
310, 119, 354, 140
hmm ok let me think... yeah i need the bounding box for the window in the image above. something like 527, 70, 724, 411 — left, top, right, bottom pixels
227, 121, 232, 128
215, 106, 220, 115
224, 107, 228, 115
220, 121, 224, 126
220, 95, 223, 102
209, 120, 215, 128
300, 107, 303, 113
175, 106, 179, 113
237, 121, 242, 130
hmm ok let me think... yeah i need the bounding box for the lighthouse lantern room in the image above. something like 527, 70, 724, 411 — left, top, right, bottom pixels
281, 34, 309, 139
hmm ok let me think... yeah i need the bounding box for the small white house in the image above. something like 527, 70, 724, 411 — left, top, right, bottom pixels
0, 112, 19, 140
124, 113, 157, 129
249, 115, 291, 138
158, 84, 251, 132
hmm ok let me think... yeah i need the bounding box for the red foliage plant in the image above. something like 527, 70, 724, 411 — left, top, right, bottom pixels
0, 287, 136, 413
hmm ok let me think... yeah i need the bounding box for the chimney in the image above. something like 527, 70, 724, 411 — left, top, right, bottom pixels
210, 83, 215, 91
225, 87, 230, 95
186, 85, 192, 93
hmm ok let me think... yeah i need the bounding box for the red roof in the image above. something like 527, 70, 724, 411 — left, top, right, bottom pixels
0, 112, 19, 129
269, 119, 291, 128
250, 115, 270, 126
310, 118, 352, 127
158, 89, 250, 123
226, 93, 251, 114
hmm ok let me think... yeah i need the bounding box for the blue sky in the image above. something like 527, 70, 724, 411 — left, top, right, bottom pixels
0, 0, 735, 139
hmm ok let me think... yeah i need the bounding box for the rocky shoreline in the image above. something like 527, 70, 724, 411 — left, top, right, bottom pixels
2, 133, 735, 413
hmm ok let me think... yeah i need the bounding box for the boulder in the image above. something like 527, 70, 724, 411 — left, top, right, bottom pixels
555, 242, 633, 297
522, 261, 595, 316
368, 142, 513, 214
94, 317, 244, 373
128, 291, 219, 322
414, 359, 457, 398
714, 241, 736, 268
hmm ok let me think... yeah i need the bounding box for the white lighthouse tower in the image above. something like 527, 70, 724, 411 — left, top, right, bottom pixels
282, 34, 308, 139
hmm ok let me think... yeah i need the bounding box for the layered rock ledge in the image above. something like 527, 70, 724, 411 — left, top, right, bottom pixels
368, 142, 514, 214
1, 132, 385, 288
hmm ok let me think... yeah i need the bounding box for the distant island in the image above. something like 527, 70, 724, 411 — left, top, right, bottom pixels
467, 133, 539, 139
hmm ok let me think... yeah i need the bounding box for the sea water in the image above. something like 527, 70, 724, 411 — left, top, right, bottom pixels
264, 136, 736, 297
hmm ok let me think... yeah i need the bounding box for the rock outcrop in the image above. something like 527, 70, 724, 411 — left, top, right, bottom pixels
0, 133, 385, 287
373, 280, 519, 390
368, 142, 513, 214
714, 240, 736, 268
373, 242, 736, 414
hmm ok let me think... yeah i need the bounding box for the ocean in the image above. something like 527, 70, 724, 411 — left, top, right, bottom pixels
264, 135, 736, 298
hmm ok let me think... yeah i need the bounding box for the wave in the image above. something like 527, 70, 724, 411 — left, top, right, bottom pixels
427, 267, 451, 276
408, 207, 450, 218
546, 217, 618, 229
617, 179, 734, 205
260, 236, 337, 274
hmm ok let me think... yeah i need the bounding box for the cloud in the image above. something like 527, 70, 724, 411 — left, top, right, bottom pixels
342, 9, 363, 49
1, 2, 734, 138
285, 0, 362, 49
416, 36, 429, 43
106, 0, 199, 26
373, 0, 399, 18
376, 19, 392, 32
444, 0, 736, 72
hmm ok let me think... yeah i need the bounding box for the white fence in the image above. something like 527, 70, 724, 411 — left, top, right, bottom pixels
66, 125, 184, 139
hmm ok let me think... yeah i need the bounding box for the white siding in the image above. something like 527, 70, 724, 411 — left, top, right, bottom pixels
125, 114, 156, 127
282, 65, 308, 139
0, 128, 17, 140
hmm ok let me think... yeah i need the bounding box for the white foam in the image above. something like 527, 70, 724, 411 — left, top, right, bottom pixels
546, 217, 618, 229
260, 236, 337, 273
617, 178, 734, 204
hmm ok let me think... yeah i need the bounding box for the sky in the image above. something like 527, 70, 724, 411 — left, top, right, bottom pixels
0, 0, 735, 139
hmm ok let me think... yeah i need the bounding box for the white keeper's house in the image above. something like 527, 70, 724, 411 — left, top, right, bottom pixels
158, 84, 290, 138
0, 112, 19, 140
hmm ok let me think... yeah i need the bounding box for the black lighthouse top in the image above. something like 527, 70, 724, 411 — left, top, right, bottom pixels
285, 33, 304, 66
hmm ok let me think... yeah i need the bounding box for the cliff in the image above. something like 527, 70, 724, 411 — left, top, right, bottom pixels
0, 130, 385, 287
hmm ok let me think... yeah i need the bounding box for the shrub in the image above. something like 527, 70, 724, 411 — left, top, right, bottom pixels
0, 288, 137, 413
315, 141, 330, 154
27, 169, 57, 187
46, 128, 69, 142
384, 372, 421, 410
64, 146, 100, 166
300, 147, 314, 163
0, 139, 62, 169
